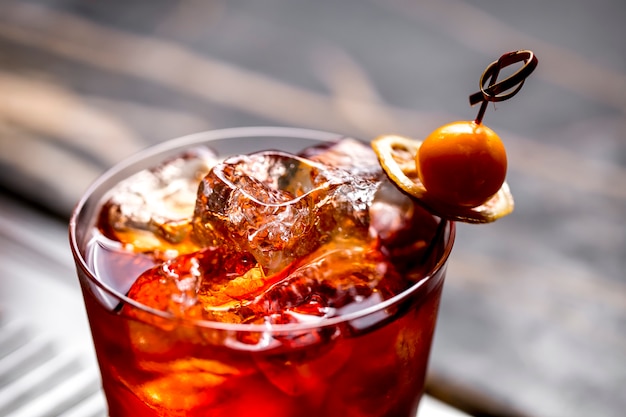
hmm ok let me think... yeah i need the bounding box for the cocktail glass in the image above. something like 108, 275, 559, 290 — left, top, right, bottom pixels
69, 126, 455, 417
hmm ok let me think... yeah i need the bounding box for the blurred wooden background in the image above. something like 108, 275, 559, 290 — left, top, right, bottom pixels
0, 1, 624, 416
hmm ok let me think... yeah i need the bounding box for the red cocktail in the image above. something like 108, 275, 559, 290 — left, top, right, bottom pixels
70, 127, 455, 417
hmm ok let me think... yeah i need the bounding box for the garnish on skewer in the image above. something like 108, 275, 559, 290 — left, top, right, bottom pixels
372, 50, 538, 223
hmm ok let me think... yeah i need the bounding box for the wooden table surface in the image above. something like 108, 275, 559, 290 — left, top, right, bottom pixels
1, 1, 625, 416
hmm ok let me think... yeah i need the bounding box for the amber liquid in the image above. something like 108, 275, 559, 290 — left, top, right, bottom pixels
81, 229, 446, 417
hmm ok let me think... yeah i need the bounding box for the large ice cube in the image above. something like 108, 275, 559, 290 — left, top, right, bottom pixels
299, 137, 382, 180
100, 147, 218, 256
125, 245, 260, 324
302, 137, 441, 266
191, 150, 379, 274
244, 236, 408, 325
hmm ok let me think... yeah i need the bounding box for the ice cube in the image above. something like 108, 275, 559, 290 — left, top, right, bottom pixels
243, 237, 408, 325
302, 137, 440, 257
100, 147, 218, 256
369, 179, 441, 271
125, 245, 259, 324
299, 137, 382, 180
191, 150, 379, 274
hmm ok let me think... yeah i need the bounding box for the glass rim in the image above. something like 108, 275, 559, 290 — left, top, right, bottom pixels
69, 126, 456, 333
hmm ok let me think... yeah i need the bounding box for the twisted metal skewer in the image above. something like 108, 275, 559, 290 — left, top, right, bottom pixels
470, 50, 538, 124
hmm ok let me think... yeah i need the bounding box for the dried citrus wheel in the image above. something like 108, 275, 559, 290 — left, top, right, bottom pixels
371, 134, 514, 224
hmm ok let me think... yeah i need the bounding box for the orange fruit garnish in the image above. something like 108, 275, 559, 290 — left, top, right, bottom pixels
417, 121, 507, 208
371, 133, 514, 224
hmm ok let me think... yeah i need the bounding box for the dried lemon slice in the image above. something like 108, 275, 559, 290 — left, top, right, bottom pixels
371, 134, 514, 224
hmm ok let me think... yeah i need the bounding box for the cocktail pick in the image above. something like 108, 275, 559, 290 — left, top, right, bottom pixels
470, 50, 538, 124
